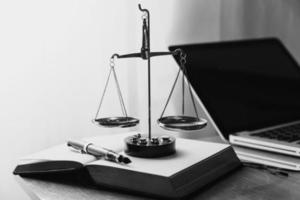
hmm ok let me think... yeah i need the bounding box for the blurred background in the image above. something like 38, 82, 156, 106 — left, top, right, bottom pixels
1, 0, 300, 199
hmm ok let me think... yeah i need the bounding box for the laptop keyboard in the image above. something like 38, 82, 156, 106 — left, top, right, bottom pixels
251, 123, 300, 143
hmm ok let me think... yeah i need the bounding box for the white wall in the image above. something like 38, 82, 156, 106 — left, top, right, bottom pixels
220, 0, 300, 63
0, 1, 136, 199
0, 0, 221, 199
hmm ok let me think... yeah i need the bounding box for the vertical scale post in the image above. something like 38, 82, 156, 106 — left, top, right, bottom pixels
139, 4, 151, 140
147, 10, 151, 140
124, 5, 176, 158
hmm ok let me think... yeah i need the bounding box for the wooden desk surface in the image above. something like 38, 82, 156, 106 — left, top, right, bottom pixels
17, 167, 300, 200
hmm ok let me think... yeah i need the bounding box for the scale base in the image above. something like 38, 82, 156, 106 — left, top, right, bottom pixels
124, 134, 176, 158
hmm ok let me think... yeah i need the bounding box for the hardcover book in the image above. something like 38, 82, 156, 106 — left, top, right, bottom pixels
14, 132, 241, 198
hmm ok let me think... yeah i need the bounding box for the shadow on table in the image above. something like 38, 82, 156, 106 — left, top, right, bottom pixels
18, 166, 242, 200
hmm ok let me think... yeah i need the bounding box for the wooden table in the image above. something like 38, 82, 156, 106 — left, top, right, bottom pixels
16, 161, 300, 200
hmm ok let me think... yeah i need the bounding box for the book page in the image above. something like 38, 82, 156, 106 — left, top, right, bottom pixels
19, 144, 96, 165
87, 137, 230, 177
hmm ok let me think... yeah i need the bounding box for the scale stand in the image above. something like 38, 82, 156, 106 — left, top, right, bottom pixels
93, 4, 207, 158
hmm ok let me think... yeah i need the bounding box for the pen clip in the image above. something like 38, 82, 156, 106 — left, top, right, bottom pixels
67, 140, 93, 154
82, 143, 93, 154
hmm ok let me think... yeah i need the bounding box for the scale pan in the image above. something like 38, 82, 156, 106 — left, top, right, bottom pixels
94, 117, 139, 128
158, 116, 207, 131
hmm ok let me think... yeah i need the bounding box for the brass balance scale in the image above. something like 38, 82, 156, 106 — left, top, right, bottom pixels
93, 4, 207, 158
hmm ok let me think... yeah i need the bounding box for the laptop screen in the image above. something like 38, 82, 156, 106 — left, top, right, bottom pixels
169, 38, 300, 139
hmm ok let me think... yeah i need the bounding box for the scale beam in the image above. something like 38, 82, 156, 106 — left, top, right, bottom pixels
111, 50, 182, 60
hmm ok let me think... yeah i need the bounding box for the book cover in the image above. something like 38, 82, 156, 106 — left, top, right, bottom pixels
14, 132, 241, 198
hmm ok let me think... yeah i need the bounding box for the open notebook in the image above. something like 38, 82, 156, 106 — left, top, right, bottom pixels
14, 132, 240, 198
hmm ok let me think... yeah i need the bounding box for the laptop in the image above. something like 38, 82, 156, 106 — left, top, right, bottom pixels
169, 38, 300, 170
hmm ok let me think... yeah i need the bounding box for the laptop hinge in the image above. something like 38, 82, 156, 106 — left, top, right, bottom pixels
233, 131, 249, 136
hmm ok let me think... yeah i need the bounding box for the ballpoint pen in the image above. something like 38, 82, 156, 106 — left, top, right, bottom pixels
67, 140, 131, 164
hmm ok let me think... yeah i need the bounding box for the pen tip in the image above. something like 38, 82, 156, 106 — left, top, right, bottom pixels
122, 157, 131, 164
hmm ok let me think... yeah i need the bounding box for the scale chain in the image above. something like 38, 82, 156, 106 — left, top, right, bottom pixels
182, 57, 200, 119
110, 59, 128, 117
94, 67, 113, 120
182, 58, 185, 116
159, 51, 200, 119
94, 58, 129, 121
159, 52, 185, 118
160, 68, 181, 119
